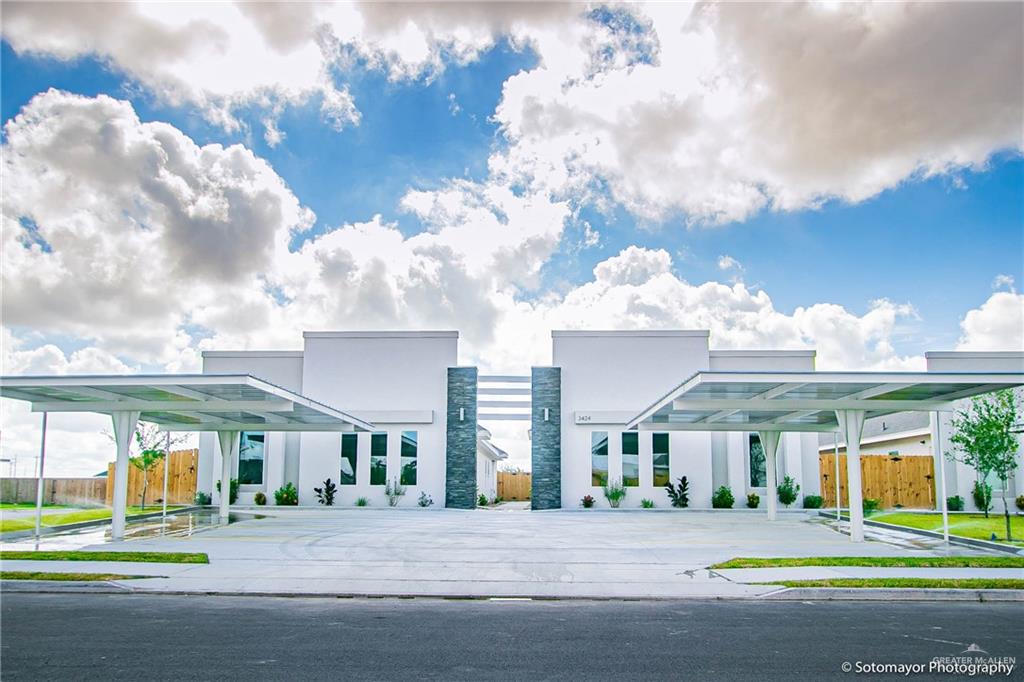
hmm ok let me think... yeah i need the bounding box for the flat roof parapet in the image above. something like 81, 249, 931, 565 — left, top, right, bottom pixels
551, 330, 710, 338
709, 350, 816, 357
303, 331, 459, 339
201, 350, 303, 358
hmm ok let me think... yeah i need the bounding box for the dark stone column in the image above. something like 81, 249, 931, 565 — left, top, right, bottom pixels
445, 367, 478, 509
531, 366, 561, 510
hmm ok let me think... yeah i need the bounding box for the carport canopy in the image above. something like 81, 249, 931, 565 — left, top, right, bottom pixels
0, 374, 374, 539
626, 371, 1024, 542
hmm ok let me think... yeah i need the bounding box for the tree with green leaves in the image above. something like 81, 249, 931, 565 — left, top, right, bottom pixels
106, 423, 188, 510
946, 389, 1021, 542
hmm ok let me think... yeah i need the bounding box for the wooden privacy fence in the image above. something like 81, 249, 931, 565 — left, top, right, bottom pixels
106, 448, 199, 507
498, 471, 531, 501
820, 453, 935, 510
0, 477, 107, 506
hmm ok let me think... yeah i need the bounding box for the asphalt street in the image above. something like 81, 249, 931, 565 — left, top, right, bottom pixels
2, 593, 1021, 680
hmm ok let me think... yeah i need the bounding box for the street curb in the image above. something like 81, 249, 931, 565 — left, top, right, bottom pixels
3, 581, 1022, 602
759, 587, 1024, 602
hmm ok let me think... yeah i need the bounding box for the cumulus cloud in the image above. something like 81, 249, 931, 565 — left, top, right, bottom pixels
717, 255, 742, 272
493, 1, 1024, 223
957, 291, 1024, 352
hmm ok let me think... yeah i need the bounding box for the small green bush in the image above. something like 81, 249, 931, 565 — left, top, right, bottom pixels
1016, 495, 1024, 512
253, 492, 266, 506
273, 482, 298, 506
355, 497, 369, 507
862, 497, 881, 515
641, 498, 655, 509
665, 476, 690, 508
603, 478, 627, 508
802, 495, 823, 509
194, 491, 212, 506
947, 495, 965, 511
581, 495, 595, 508
711, 486, 734, 509
478, 493, 489, 507
418, 492, 434, 507
777, 476, 800, 507
314, 478, 337, 506
972, 480, 993, 516
746, 492, 760, 509
385, 479, 406, 507
215, 478, 239, 504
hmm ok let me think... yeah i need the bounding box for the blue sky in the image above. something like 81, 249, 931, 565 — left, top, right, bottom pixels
4, 33, 1019, 360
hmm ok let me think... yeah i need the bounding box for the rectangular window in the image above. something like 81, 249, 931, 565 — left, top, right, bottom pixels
749, 434, 767, 488
370, 432, 388, 485
621, 432, 639, 487
238, 432, 265, 485
401, 431, 418, 485
652, 433, 670, 487
591, 432, 609, 486
340, 433, 358, 485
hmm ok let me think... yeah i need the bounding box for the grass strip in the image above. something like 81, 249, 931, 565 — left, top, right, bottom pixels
763, 578, 1024, 590
1, 571, 150, 581
711, 556, 1024, 569
1, 506, 185, 533
1, 550, 208, 564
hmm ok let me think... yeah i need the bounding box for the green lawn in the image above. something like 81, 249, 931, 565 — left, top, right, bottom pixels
712, 556, 1024, 569
873, 512, 1024, 545
0, 503, 66, 510
1, 571, 149, 581
1, 551, 208, 564
764, 578, 1024, 590
0, 506, 184, 533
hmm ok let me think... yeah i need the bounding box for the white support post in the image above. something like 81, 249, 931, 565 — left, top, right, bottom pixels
34, 412, 48, 541
836, 410, 866, 542
932, 411, 950, 548
162, 431, 170, 520
758, 431, 782, 521
833, 432, 841, 522
217, 431, 239, 521
111, 410, 141, 541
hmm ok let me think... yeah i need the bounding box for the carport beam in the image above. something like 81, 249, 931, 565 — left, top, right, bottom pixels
836, 410, 866, 542
757, 431, 782, 521
217, 431, 240, 521
111, 410, 141, 541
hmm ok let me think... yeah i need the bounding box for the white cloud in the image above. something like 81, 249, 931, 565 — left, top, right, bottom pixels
992, 274, 1016, 292
717, 255, 742, 271
492, 2, 1024, 223
957, 291, 1024, 352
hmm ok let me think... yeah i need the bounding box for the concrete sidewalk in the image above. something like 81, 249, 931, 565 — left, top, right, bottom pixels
5, 508, 1017, 599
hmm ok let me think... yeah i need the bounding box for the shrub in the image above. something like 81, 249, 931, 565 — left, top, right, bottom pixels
215, 478, 239, 504
273, 482, 298, 506
641, 498, 655, 509
385, 479, 406, 507
314, 478, 337, 506
862, 498, 881, 515
254, 492, 266, 506
194, 491, 212, 506
947, 495, 965, 512
602, 478, 627, 508
711, 486, 734, 509
581, 494, 595, 508
477, 493, 489, 507
355, 497, 369, 507
492, 496, 503, 505
746, 492, 760, 509
665, 476, 690, 508
777, 476, 800, 507
418, 492, 434, 507
802, 495, 823, 509
972, 480, 993, 517
1017, 495, 1024, 512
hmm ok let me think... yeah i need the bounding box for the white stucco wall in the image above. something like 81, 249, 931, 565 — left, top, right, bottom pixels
926, 351, 1024, 509
297, 331, 456, 507
198, 352, 304, 505
476, 452, 498, 500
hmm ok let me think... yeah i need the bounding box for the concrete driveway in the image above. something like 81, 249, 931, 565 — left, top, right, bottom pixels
10, 507, 976, 599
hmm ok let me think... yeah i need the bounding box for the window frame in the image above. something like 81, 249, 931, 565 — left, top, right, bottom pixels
621, 432, 639, 487
652, 432, 670, 488
340, 433, 358, 486
370, 432, 388, 486
400, 430, 418, 486
237, 431, 265, 487
591, 431, 609, 487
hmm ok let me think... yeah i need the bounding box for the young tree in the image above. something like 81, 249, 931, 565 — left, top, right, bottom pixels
946, 389, 1021, 542
106, 423, 188, 510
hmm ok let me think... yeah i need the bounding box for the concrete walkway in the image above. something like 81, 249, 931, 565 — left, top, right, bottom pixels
4, 508, 1014, 599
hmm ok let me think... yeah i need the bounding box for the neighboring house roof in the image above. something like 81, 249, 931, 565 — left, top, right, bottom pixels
817, 411, 930, 448
476, 424, 509, 461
